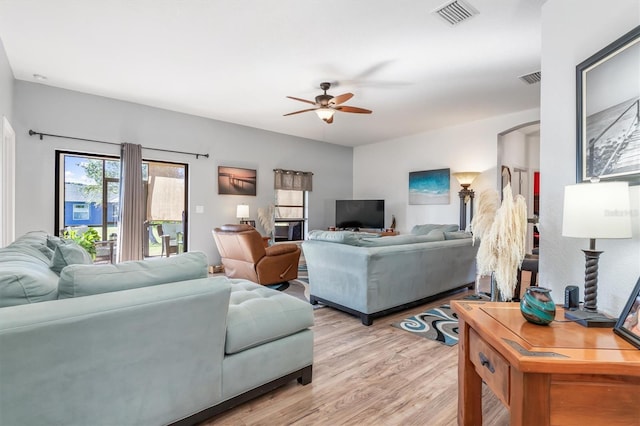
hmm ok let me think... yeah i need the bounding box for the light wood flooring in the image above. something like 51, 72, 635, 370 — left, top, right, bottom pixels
201, 275, 533, 426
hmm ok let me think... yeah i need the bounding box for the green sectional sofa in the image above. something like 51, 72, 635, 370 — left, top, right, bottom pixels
302, 225, 478, 325
0, 231, 314, 425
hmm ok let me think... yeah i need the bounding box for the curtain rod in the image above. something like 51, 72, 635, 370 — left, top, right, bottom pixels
28, 130, 210, 159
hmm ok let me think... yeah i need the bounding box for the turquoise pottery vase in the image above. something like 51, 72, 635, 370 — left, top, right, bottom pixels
520, 287, 556, 325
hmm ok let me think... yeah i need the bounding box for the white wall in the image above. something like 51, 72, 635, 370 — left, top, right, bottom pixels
12, 81, 353, 264
353, 108, 540, 234
540, 0, 640, 316
0, 39, 13, 122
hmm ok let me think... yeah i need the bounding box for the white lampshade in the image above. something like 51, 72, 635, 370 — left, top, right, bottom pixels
562, 181, 632, 239
453, 172, 480, 187
236, 204, 249, 219
315, 108, 335, 120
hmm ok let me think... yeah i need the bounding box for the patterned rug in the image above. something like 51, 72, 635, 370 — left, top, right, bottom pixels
266, 258, 324, 309
391, 304, 459, 346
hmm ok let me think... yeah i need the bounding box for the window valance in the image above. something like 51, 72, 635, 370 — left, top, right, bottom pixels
273, 169, 313, 191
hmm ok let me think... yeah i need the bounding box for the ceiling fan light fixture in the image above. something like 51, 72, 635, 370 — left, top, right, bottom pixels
315, 108, 335, 121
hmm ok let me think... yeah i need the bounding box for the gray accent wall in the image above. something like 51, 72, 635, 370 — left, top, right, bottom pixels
12, 81, 352, 264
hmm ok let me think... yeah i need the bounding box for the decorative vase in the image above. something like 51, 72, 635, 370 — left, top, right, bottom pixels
520, 287, 556, 325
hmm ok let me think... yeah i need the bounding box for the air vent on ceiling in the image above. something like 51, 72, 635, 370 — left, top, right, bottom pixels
433, 0, 479, 26
519, 71, 541, 85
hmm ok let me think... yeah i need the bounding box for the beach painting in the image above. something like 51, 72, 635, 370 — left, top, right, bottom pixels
409, 168, 450, 205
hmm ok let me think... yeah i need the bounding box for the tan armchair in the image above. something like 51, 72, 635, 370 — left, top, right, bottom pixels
212, 224, 301, 285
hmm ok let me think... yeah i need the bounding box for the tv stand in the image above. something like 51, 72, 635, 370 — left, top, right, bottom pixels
333, 228, 398, 236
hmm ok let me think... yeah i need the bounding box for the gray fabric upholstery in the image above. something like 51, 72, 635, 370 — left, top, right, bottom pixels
58, 251, 208, 298
0, 278, 231, 426
303, 235, 477, 318
0, 232, 314, 425
0, 233, 60, 307
226, 279, 314, 354
410, 223, 459, 235
49, 240, 93, 273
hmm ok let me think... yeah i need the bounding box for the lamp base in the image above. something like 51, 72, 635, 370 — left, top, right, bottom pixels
564, 309, 617, 328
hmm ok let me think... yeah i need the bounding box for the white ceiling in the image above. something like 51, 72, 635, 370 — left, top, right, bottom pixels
0, 0, 543, 147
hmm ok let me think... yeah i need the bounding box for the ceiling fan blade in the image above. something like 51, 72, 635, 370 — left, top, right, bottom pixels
286, 96, 316, 105
330, 93, 354, 105
335, 105, 372, 114
323, 115, 334, 124
283, 108, 317, 116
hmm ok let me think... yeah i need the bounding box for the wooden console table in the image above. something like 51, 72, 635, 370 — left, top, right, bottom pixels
451, 301, 640, 426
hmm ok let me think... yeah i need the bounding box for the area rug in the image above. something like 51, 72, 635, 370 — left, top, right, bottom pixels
265, 261, 324, 309
391, 304, 459, 346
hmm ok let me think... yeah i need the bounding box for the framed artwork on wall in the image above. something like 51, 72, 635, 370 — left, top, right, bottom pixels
218, 166, 257, 196
408, 168, 450, 205
576, 25, 640, 185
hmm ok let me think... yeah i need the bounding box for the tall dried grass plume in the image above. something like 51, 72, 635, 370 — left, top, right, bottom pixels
470, 183, 527, 300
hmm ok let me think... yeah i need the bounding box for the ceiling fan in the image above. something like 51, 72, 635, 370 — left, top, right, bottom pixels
284, 82, 372, 124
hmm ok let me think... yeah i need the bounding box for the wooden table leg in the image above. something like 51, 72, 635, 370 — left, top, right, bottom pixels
510, 371, 550, 426
458, 319, 483, 425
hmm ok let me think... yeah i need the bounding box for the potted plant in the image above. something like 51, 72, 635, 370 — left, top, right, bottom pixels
62, 227, 101, 260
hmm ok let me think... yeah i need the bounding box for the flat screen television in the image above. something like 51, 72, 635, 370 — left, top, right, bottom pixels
335, 199, 385, 230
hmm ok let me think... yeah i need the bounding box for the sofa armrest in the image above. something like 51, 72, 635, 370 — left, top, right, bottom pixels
0, 277, 231, 426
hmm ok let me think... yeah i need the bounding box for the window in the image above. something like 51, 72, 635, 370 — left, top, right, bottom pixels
56, 151, 187, 258
274, 189, 306, 241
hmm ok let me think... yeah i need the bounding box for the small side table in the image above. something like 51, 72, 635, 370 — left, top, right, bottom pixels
452, 301, 640, 426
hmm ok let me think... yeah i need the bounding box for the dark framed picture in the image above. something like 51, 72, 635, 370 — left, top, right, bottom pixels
408, 168, 450, 205
614, 276, 640, 350
218, 166, 257, 196
576, 25, 640, 186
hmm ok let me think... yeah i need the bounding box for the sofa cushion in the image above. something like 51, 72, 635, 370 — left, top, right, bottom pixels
0, 246, 59, 307
50, 241, 93, 274
57, 251, 209, 298
410, 224, 459, 235
358, 231, 445, 247
225, 279, 314, 355
444, 231, 473, 240
308, 230, 363, 245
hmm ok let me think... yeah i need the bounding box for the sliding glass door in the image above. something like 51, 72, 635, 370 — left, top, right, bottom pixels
56, 151, 188, 259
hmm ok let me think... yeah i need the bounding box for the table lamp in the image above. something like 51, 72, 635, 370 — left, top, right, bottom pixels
453, 172, 480, 231
236, 204, 249, 223
561, 180, 632, 327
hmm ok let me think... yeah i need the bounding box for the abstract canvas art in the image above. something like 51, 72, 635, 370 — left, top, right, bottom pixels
408, 168, 450, 205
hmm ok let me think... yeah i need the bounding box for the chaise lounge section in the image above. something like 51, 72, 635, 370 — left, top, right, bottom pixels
0, 231, 314, 426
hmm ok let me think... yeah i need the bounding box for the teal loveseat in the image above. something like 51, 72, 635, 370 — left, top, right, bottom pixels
302, 225, 478, 325
0, 231, 314, 425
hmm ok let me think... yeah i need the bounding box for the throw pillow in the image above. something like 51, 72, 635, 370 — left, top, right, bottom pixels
50, 242, 93, 274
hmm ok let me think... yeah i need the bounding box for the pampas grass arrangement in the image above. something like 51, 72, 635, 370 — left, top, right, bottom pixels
257, 205, 275, 237
471, 183, 527, 301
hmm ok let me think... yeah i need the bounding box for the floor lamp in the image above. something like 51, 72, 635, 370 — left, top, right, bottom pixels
562, 180, 632, 327
453, 172, 480, 232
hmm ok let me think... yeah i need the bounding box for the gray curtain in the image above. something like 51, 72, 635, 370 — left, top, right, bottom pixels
117, 143, 144, 262
273, 169, 313, 191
